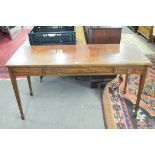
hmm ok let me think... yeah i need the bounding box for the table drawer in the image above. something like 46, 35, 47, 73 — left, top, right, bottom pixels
89, 67, 113, 73
60, 66, 113, 74
12, 68, 43, 75
29, 68, 43, 74
12, 68, 29, 73
43, 68, 61, 75
61, 67, 89, 74
114, 66, 144, 74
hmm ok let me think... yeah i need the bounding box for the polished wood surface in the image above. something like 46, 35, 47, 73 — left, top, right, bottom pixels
6, 44, 151, 67
5, 44, 152, 120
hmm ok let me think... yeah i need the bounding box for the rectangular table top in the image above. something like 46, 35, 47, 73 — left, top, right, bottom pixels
5, 44, 152, 67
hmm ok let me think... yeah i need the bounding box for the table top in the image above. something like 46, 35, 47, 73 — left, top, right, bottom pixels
5, 44, 152, 67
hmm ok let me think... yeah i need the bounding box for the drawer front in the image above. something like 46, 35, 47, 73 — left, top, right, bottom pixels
114, 66, 144, 74
61, 67, 89, 74
43, 68, 61, 75
88, 67, 113, 73
61, 67, 113, 74
12, 68, 29, 73
29, 68, 43, 74
12, 67, 43, 75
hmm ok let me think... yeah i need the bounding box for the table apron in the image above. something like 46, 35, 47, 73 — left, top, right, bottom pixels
10, 66, 145, 76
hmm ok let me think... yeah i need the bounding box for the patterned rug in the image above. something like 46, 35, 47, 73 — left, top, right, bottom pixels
103, 75, 134, 129
102, 75, 155, 129
0, 28, 30, 78
120, 68, 155, 116
146, 54, 155, 70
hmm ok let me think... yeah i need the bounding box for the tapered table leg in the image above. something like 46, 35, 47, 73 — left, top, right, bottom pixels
134, 67, 147, 116
8, 69, 25, 120
27, 76, 33, 96
40, 76, 43, 82
123, 74, 128, 94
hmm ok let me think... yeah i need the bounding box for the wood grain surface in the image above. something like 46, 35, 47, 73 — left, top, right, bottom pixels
5, 44, 151, 67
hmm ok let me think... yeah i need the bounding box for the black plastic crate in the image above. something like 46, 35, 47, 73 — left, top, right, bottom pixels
28, 26, 76, 45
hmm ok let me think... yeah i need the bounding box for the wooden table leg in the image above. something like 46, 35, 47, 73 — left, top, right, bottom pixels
40, 76, 43, 82
27, 76, 33, 96
123, 74, 128, 94
134, 67, 148, 116
8, 69, 25, 120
